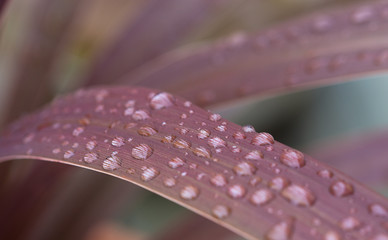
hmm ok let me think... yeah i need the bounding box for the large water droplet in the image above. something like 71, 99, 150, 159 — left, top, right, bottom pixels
250, 189, 274, 206
150, 92, 175, 109
180, 185, 200, 200
103, 155, 120, 170
244, 150, 263, 160
233, 162, 256, 176
227, 184, 246, 199
265, 220, 293, 240
324, 231, 341, 240
84, 152, 98, 163
168, 157, 185, 169
173, 139, 191, 149
329, 180, 354, 197
281, 184, 315, 207
252, 132, 274, 146
141, 167, 159, 181
368, 203, 388, 217
132, 110, 150, 120
131, 144, 153, 160
63, 150, 74, 159
138, 126, 157, 136
86, 141, 97, 151
280, 148, 305, 168
212, 205, 230, 219
112, 136, 125, 147
208, 137, 226, 148
210, 174, 227, 187
197, 129, 210, 139
209, 113, 221, 122
269, 177, 289, 191
163, 177, 176, 187
193, 146, 211, 158
339, 216, 361, 230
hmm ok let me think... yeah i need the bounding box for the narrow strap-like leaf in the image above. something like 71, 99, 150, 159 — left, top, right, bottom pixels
123, 0, 388, 107
1, 86, 387, 239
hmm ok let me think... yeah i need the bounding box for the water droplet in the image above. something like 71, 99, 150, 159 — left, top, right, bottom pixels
180, 185, 200, 200
280, 148, 305, 168
265, 221, 293, 240
233, 162, 256, 176
193, 146, 211, 158
173, 139, 191, 149
79, 117, 91, 126
242, 125, 255, 133
351, 7, 373, 24
141, 167, 159, 181
339, 216, 361, 230
317, 169, 333, 178
64, 150, 74, 159
369, 203, 388, 217
281, 184, 315, 207
103, 155, 120, 170
215, 125, 226, 132
150, 92, 175, 109
112, 136, 125, 147
84, 152, 98, 163
324, 231, 341, 240
72, 127, 84, 137
210, 174, 228, 187
244, 150, 263, 160
212, 205, 230, 219
227, 184, 246, 198
329, 180, 354, 197
131, 144, 153, 160
168, 157, 185, 168
209, 113, 221, 122
197, 129, 210, 139
124, 107, 134, 116
125, 100, 135, 108
250, 176, 262, 186
252, 132, 274, 146
132, 110, 150, 120
161, 135, 176, 143
250, 189, 274, 206
183, 101, 192, 107
52, 148, 61, 154
269, 177, 289, 191
137, 126, 157, 136
233, 131, 246, 140
208, 137, 226, 148
163, 177, 176, 187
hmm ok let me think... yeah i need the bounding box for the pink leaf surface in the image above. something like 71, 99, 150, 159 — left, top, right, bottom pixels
0, 86, 387, 239
122, 0, 388, 107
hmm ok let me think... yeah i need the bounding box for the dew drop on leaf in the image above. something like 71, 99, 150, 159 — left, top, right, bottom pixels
280, 148, 305, 168
131, 144, 153, 160
265, 221, 293, 240
323, 231, 341, 240
137, 126, 158, 136
111, 136, 125, 147
233, 162, 256, 176
269, 177, 289, 191
180, 185, 200, 200
102, 155, 120, 170
242, 125, 255, 133
141, 167, 159, 181
368, 203, 388, 217
244, 150, 263, 160
252, 132, 274, 146
173, 139, 191, 149
163, 177, 176, 187
210, 174, 228, 187
63, 150, 74, 159
208, 137, 226, 148
132, 110, 150, 121
83, 152, 98, 163
329, 180, 354, 197
227, 184, 246, 199
72, 127, 84, 137
168, 157, 185, 169
197, 129, 210, 139
209, 113, 221, 122
212, 205, 230, 219
317, 169, 333, 178
281, 184, 315, 207
150, 92, 175, 110
233, 131, 246, 140
339, 216, 361, 230
250, 189, 274, 206
193, 146, 211, 158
